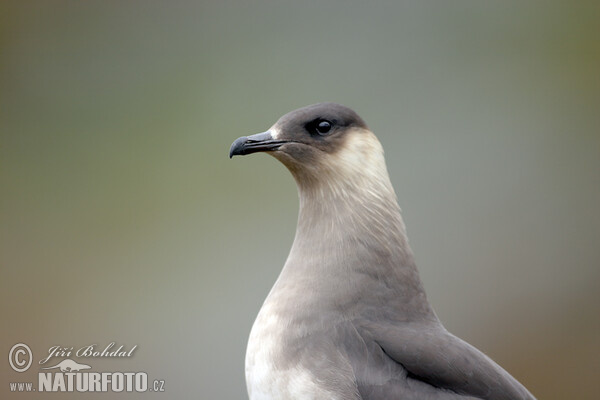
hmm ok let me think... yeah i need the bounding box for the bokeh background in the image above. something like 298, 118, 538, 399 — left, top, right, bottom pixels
1, 1, 599, 399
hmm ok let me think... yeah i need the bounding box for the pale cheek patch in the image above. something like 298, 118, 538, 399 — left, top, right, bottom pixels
329, 130, 386, 179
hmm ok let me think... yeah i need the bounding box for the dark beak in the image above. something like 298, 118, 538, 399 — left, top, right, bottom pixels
229, 131, 287, 158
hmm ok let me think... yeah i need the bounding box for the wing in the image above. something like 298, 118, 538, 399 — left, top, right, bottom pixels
368, 322, 536, 400
337, 321, 480, 400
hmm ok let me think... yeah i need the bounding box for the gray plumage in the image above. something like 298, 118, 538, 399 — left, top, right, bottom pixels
230, 103, 536, 400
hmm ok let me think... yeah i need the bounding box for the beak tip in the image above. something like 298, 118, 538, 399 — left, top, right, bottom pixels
229, 136, 248, 159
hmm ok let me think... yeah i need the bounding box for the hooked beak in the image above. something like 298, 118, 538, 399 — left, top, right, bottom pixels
229, 131, 288, 158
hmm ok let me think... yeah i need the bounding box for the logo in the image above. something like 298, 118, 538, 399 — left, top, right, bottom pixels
7, 342, 165, 394
40, 359, 91, 372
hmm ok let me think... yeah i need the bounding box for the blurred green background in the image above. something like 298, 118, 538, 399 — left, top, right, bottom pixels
1, 1, 599, 399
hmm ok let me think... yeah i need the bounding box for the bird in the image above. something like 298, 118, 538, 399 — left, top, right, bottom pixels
229, 103, 536, 400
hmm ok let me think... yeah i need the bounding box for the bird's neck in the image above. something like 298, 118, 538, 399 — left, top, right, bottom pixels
274, 133, 434, 320
293, 164, 413, 270
291, 130, 412, 263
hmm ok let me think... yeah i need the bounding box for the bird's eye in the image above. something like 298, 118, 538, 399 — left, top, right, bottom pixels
316, 120, 332, 135
306, 119, 334, 136
307, 119, 333, 136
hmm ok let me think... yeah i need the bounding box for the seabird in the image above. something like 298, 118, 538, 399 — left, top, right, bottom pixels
230, 103, 536, 400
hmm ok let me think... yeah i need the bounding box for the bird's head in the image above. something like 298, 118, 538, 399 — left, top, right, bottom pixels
230, 103, 391, 194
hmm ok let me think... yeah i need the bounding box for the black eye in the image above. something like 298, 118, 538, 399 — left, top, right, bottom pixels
314, 119, 331, 135
306, 119, 334, 136
316, 120, 332, 135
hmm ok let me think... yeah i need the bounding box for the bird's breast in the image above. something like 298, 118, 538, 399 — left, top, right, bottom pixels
245, 300, 360, 400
